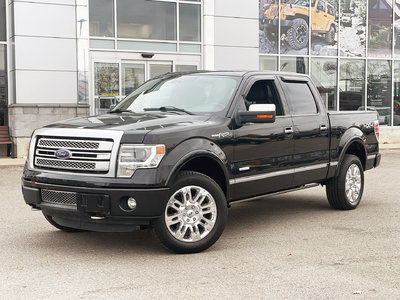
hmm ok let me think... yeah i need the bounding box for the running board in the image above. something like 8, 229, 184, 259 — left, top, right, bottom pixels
229, 183, 320, 206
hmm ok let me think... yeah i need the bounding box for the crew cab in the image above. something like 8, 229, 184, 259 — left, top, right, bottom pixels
22, 71, 381, 253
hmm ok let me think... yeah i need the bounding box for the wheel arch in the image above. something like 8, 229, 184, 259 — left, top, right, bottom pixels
336, 137, 367, 176
164, 139, 230, 199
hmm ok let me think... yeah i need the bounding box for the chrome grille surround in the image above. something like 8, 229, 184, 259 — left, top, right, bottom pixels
29, 128, 124, 178
41, 189, 78, 206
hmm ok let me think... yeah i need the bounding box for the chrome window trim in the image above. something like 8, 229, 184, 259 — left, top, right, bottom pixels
29, 128, 124, 178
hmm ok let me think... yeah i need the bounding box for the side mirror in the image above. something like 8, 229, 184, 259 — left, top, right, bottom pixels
109, 104, 116, 112
236, 104, 276, 125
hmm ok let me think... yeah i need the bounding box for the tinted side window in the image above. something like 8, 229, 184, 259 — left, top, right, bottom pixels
327, 5, 334, 16
317, 0, 326, 11
282, 82, 318, 115
245, 80, 284, 116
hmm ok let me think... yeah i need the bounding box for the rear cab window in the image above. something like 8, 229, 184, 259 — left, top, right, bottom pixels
280, 80, 318, 115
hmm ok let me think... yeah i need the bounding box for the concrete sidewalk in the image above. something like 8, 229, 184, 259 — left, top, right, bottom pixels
0, 145, 398, 168
0, 157, 26, 168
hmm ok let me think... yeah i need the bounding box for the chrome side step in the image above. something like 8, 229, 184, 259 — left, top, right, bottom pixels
229, 183, 320, 206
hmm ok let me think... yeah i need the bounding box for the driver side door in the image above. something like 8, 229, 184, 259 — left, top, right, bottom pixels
230, 76, 295, 200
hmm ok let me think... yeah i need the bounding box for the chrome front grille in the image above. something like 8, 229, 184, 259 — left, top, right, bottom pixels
41, 189, 78, 206
38, 139, 100, 150
34, 137, 113, 174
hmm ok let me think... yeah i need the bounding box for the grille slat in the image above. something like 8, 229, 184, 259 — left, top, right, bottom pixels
38, 139, 99, 150
41, 189, 78, 206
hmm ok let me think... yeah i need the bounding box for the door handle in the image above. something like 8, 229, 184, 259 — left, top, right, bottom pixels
320, 125, 328, 131
284, 127, 293, 134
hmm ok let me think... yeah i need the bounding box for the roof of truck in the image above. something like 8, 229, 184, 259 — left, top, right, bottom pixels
156, 70, 310, 78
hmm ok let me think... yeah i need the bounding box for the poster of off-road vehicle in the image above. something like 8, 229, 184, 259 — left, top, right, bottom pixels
259, 0, 338, 55
340, 0, 366, 57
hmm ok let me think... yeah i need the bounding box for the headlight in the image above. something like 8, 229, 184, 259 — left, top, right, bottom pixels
117, 144, 166, 178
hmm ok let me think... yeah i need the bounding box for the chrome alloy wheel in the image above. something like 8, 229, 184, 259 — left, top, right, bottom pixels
165, 186, 217, 243
345, 164, 362, 203
296, 24, 307, 44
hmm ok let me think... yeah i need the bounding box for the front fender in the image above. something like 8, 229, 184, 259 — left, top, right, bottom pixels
162, 138, 229, 187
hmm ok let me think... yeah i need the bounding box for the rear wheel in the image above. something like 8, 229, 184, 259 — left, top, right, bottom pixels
326, 154, 364, 210
43, 213, 86, 232
153, 171, 227, 254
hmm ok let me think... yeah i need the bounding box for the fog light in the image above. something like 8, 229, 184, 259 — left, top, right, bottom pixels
127, 197, 137, 210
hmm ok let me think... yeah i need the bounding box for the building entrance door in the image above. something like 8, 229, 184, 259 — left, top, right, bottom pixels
93, 59, 192, 114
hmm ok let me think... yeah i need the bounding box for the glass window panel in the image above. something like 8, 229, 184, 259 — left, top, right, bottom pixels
89, 0, 115, 37
368, 0, 392, 57
0, 0, 6, 41
395, 2, 400, 58
117, 0, 176, 40
281, 81, 318, 114
393, 61, 400, 125
259, 0, 279, 54
280, 56, 309, 74
122, 63, 145, 96
280, 0, 309, 55
175, 65, 198, 72
149, 64, 172, 79
94, 63, 119, 96
367, 60, 392, 125
117, 41, 177, 52
339, 59, 365, 111
259, 56, 278, 71
179, 44, 201, 53
310, 58, 337, 110
90, 39, 115, 49
179, 4, 201, 42
340, 0, 366, 57
311, 0, 338, 56
0, 45, 7, 126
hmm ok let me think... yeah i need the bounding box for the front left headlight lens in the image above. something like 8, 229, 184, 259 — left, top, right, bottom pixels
117, 144, 166, 178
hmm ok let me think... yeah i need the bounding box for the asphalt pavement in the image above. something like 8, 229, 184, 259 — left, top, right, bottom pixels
1, 151, 399, 299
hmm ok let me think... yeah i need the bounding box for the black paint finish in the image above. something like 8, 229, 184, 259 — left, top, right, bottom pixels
22, 71, 380, 229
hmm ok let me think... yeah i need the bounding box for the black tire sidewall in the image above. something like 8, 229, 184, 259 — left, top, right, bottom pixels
287, 18, 309, 49
337, 155, 364, 209
153, 171, 227, 254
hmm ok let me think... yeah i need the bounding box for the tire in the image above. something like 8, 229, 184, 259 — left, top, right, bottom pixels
324, 25, 335, 45
287, 18, 309, 50
153, 171, 228, 254
326, 154, 364, 210
43, 213, 86, 233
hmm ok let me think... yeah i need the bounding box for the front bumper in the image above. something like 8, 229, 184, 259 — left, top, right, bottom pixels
22, 179, 170, 231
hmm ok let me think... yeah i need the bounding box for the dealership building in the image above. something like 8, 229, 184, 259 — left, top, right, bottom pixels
1, 0, 400, 157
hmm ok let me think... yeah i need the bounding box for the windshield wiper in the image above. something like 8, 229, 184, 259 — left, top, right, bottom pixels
143, 106, 194, 115
109, 109, 134, 114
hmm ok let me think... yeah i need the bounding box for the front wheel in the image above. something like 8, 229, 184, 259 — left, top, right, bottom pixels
287, 18, 309, 50
153, 171, 228, 254
326, 154, 364, 210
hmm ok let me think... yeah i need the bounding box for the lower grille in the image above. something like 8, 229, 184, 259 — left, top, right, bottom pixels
41, 189, 78, 206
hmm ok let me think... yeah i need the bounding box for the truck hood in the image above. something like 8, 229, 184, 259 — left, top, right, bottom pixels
45, 112, 212, 134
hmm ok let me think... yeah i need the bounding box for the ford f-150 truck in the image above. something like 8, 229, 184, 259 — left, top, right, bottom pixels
22, 71, 381, 253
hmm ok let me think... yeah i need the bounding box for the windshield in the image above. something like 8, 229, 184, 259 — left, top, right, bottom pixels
113, 75, 239, 114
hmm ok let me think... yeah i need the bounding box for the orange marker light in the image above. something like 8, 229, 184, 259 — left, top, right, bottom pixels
257, 114, 273, 119
156, 145, 165, 154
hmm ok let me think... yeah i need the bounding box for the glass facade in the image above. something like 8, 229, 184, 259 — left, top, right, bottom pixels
89, 0, 201, 53
0, 0, 7, 126
259, 0, 400, 126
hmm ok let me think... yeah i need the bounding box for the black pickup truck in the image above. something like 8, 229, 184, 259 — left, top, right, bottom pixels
22, 71, 381, 253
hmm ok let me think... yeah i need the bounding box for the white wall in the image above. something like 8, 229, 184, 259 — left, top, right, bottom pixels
203, 0, 259, 71
11, 0, 78, 104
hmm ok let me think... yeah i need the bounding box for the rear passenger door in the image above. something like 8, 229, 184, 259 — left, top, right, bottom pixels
278, 76, 330, 186
231, 76, 295, 200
